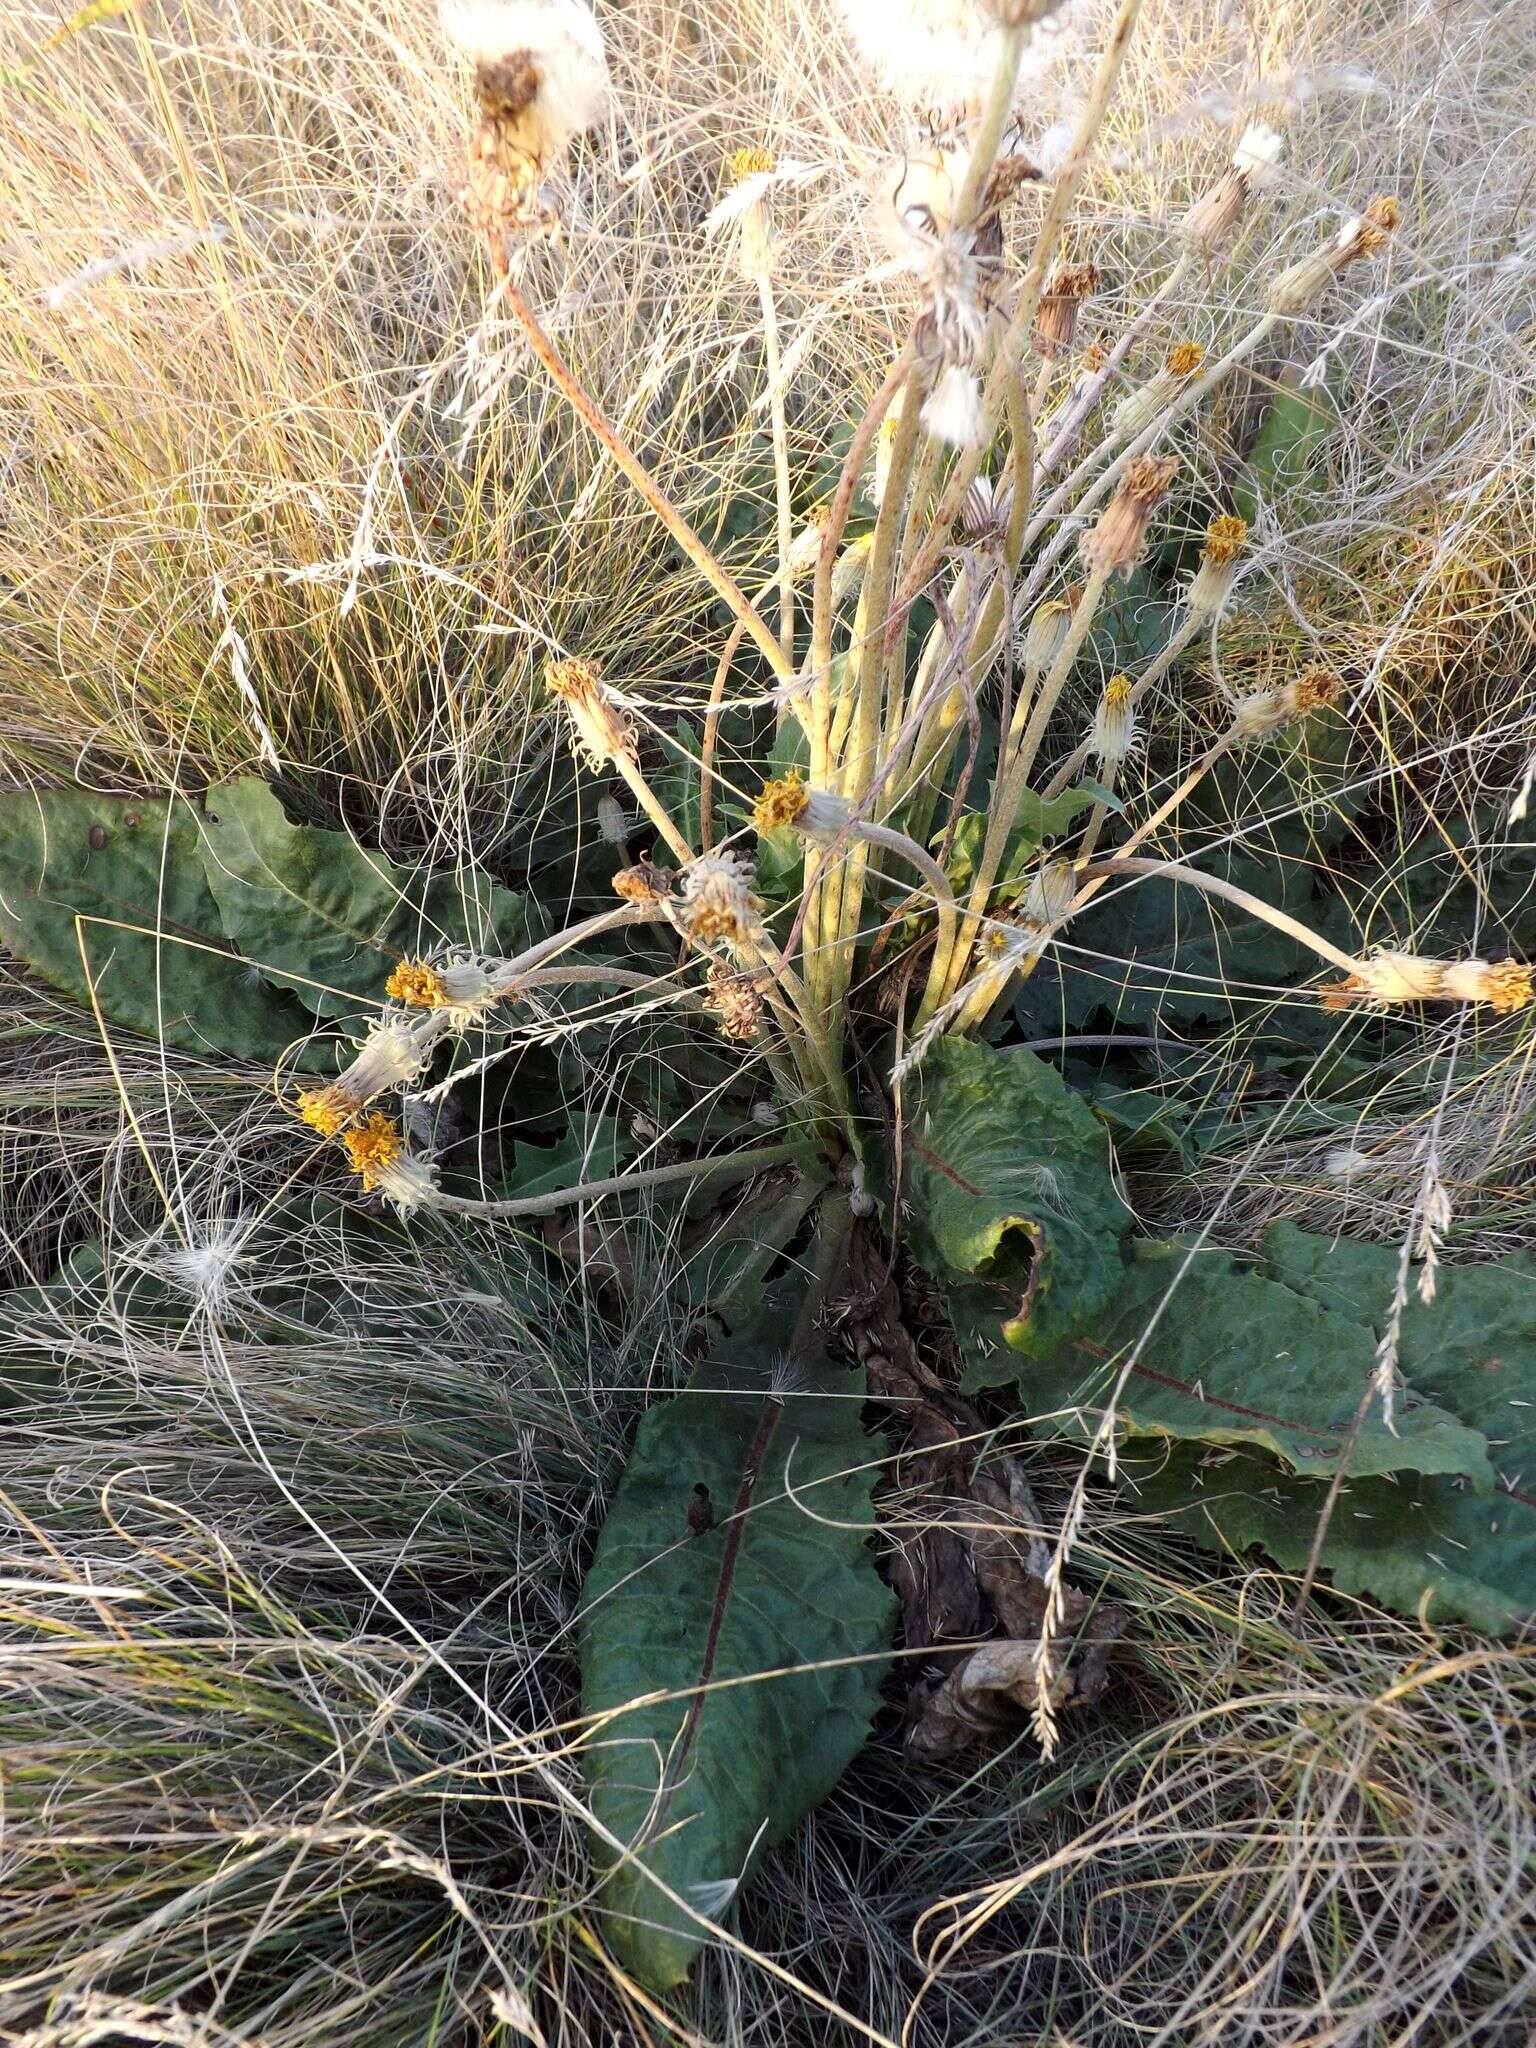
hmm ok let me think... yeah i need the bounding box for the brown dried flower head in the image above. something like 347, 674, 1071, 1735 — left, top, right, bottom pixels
1081, 453, 1179, 576
703, 962, 764, 1042
1034, 260, 1099, 360
612, 860, 675, 905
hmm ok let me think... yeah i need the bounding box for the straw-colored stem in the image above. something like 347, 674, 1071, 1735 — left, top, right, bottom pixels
918, 559, 1112, 1023
500, 276, 792, 685
890, 0, 1144, 623
758, 273, 796, 670
614, 752, 694, 864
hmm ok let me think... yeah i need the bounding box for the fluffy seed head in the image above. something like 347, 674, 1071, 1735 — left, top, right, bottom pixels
921, 364, 984, 449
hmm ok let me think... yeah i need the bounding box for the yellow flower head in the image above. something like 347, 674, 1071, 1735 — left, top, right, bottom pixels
342, 1112, 405, 1192
296, 1087, 350, 1139
729, 145, 774, 181
386, 959, 448, 1009
1105, 671, 1133, 706
752, 770, 809, 832
1166, 341, 1205, 376
1201, 513, 1248, 566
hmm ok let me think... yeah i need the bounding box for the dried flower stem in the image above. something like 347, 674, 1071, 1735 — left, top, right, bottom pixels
758, 273, 796, 667
499, 275, 792, 685
891, 0, 1144, 621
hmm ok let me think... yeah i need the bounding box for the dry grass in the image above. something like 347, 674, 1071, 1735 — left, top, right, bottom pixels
2, 0, 1536, 2040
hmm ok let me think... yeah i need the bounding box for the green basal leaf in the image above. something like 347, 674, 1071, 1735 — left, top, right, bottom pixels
502, 1115, 641, 1201
903, 1037, 1132, 1375
200, 778, 523, 1018
1004, 1238, 1493, 1484
0, 786, 317, 1063
1234, 364, 1341, 527
579, 1333, 894, 1989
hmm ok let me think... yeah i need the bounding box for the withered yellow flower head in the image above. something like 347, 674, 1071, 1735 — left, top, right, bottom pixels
1355, 194, 1401, 255
752, 770, 810, 832
545, 654, 637, 771
703, 962, 763, 1043
612, 860, 674, 905
342, 1111, 404, 1192
1035, 259, 1100, 359
729, 145, 774, 180
296, 1087, 351, 1139
1202, 513, 1248, 565
386, 959, 448, 1009
1166, 341, 1205, 377
1081, 453, 1180, 577
1321, 951, 1533, 1015
1105, 671, 1133, 705
1293, 668, 1340, 715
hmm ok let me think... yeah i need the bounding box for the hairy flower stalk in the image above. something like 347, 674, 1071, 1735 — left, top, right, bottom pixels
295, 1018, 438, 1137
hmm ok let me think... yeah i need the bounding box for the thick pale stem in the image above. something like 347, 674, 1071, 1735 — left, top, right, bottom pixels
1078, 855, 1361, 972
430, 1142, 806, 1218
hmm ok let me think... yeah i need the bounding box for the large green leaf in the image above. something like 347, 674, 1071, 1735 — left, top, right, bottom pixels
0, 786, 315, 1062
904, 1038, 1132, 1375
1234, 364, 1341, 527
199, 779, 523, 1018
578, 1339, 894, 1989
1010, 1238, 1493, 1483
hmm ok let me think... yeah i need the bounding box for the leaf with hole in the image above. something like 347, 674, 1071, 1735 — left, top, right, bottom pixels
578, 1332, 894, 1989
903, 1037, 1132, 1377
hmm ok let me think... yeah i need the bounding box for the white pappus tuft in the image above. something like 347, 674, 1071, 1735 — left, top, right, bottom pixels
440, 0, 610, 147
921, 365, 983, 449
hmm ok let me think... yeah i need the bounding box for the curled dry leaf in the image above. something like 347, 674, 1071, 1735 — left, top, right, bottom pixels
906, 1598, 1125, 1761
